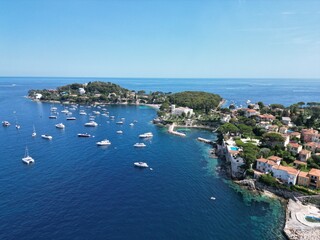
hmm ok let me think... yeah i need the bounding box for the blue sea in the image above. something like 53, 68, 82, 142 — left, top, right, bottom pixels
1, 77, 319, 240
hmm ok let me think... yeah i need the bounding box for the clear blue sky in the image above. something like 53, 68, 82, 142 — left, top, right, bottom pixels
0, 0, 319, 78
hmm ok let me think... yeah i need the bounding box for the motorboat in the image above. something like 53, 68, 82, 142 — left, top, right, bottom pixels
96, 139, 111, 146
55, 123, 65, 129
110, 116, 115, 120
116, 121, 124, 124
78, 133, 91, 137
133, 143, 146, 148
32, 125, 36, 137
22, 146, 35, 165
134, 162, 149, 168
139, 132, 153, 138
129, 123, 134, 126
93, 111, 101, 115
79, 110, 87, 115
66, 117, 76, 120
15, 124, 21, 129
116, 130, 123, 134
2, 121, 11, 126
41, 134, 53, 140
49, 115, 57, 119
84, 121, 98, 127
61, 109, 69, 113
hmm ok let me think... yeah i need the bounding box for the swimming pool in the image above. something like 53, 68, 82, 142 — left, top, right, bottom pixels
230, 146, 239, 151
305, 216, 320, 223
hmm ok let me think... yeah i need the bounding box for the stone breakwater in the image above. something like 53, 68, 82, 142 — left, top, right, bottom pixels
234, 180, 320, 240
284, 199, 320, 240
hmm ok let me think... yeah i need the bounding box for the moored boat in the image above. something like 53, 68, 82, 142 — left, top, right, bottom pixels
116, 130, 123, 134
78, 133, 91, 137
66, 117, 76, 120
133, 142, 146, 148
22, 146, 35, 165
55, 123, 65, 129
96, 139, 111, 146
139, 132, 153, 138
2, 121, 11, 126
41, 134, 53, 140
134, 162, 149, 168
84, 121, 98, 127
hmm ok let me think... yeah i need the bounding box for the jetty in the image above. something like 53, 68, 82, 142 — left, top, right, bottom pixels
197, 137, 213, 144
168, 124, 186, 137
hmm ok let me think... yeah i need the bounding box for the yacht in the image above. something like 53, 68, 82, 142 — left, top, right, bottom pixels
15, 124, 21, 129
79, 110, 87, 115
116, 121, 124, 125
93, 111, 101, 115
66, 117, 76, 120
41, 134, 53, 140
84, 121, 98, 127
134, 162, 149, 168
2, 121, 11, 126
129, 123, 134, 126
55, 123, 65, 129
134, 143, 146, 148
96, 139, 111, 146
22, 147, 35, 165
78, 133, 91, 137
49, 115, 57, 119
61, 109, 69, 113
116, 130, 123, 134
110, 116, 115, 120
139, 132, 153, 138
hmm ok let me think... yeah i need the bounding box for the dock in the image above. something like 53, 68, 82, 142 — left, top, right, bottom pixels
197, 137, 213, 144
168, 124, 186, 137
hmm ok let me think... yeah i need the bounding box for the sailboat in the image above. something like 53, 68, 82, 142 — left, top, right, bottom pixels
22, 146, 35, 164
32, 125, 36, 137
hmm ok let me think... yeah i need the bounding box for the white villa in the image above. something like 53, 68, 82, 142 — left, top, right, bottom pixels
171, 105, 194, 116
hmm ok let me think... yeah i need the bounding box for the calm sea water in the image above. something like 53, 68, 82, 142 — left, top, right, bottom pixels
1, 77, 314, 240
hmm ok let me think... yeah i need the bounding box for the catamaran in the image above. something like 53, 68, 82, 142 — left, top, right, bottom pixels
22, 146, 35, 164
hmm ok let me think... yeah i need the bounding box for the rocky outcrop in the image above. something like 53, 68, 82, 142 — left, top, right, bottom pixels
235, 179, 256, 190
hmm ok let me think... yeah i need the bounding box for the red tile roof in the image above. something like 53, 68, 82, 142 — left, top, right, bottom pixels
309, 168, 320, 177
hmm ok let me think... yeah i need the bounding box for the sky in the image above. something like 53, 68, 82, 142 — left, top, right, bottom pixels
0, 0, 319, 78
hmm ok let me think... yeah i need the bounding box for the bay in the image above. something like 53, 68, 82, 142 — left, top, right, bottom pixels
0, 77, 313, 239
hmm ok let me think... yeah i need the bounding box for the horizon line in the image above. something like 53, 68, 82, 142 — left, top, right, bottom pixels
0, 76, 320, 80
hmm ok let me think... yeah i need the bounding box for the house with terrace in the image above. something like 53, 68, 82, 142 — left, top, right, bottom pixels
244, 108, 259, 118
301, 129, 318, 143
297, 168, 320, 189
271, 165, 299, 185
256, 157, 281, 174
256, 114, 275, 123
305, 142, 320, 153
287, 142, 303, 155
224, 139, 245, 178
299, 149, 312, 162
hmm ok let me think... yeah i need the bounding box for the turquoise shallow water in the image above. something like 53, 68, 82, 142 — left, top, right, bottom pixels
0, 78, 298, 239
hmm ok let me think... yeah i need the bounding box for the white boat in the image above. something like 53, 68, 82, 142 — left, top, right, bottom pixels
96, 139, 111, 146
84, 121, 98, 127
139, 132, 153, 138
15, 124, 21, 129
110, 116, 115, 120
79, 110, 87, 115
49, 115, 57, 119
134, 162, 149, 168
55, 123, 65, 129
41, 134, 53, 140
32, 125, 36, 137
116, 121, 124, 125
129, 123, 134, 126
2, 121, 10, 126
50, 106, 57, 112
78, 133, 91, 137
61, 109, 69, 113
93, 111, 101, 115
66, 117, 76, 120
116, 130, 123, 134
22, 146, 35, 165
134, 143, 146, 148
101, 113, 109, 117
